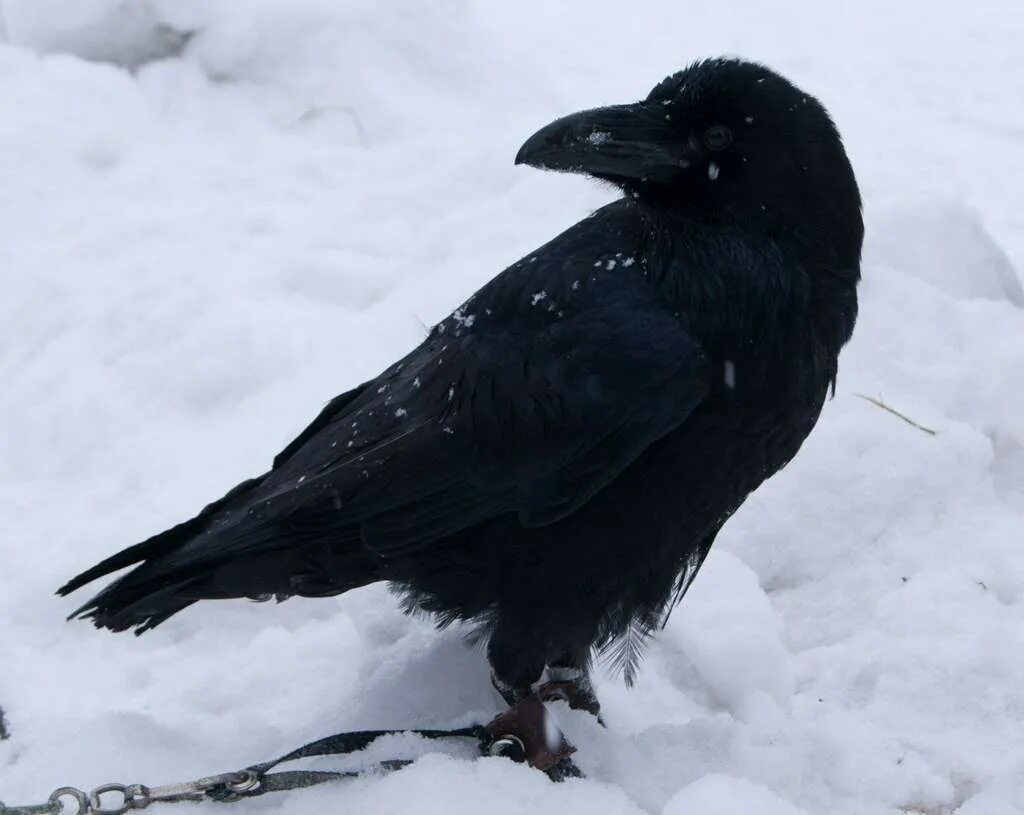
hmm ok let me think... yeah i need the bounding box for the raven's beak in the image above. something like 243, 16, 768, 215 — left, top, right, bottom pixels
515, 102, 690, 184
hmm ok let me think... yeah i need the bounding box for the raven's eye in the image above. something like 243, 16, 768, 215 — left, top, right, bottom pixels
704, 125, 733, 151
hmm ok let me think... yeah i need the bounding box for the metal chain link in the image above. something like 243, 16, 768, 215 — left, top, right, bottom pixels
0, 799, 60, 815
1, 771, 258, 815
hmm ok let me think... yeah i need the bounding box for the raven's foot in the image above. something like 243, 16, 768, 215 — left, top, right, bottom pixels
539, 666, 602, 720
485, 693, 581, 779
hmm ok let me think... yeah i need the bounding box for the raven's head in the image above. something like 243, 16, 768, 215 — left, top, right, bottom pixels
516, 58, 862, 270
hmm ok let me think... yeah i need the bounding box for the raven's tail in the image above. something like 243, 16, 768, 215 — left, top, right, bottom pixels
58, 475, 267, 633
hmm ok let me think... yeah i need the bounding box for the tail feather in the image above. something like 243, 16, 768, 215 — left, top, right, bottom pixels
58, 475, 267, 629
58, 520, 197, 599
75, 578, 201, 634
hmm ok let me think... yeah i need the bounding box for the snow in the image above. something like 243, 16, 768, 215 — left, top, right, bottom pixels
723, 360, 737, 389
452, 307, 476, 329
864, 198, 1024, 306
2, 2, 1023, 814
664, 774, 811, 815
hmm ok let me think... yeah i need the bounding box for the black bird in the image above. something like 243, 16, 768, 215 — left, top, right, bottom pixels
60, 58, 862, 716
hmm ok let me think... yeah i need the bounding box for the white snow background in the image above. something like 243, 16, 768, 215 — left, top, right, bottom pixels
2, 1, 1023, 813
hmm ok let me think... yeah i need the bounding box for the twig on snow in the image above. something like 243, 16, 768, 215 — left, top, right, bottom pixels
854, 393, 937, 436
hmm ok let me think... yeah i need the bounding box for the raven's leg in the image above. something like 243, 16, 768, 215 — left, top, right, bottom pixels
487, 619, 545, 706
545, 645, 602, 718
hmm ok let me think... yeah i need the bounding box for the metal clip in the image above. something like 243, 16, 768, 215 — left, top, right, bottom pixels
139, 771, 258, 807
487, 735, 526, 762
221, 772, 259, 796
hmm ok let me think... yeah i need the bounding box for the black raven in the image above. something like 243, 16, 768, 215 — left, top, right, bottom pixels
60, 58, 862, 715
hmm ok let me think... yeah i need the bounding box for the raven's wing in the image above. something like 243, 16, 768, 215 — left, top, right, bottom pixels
63, 202, 709, 606
253, 296, 707, 557
238, 205, 709, 557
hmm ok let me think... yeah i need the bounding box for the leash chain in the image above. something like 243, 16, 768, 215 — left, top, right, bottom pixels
1, 726, 509, 815
1, 690, 582, 814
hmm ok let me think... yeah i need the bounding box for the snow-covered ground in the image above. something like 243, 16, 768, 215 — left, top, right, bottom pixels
2, 2, 1023, 813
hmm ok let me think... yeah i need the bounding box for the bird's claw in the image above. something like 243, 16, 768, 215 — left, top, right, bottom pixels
491, 670, 602, 721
